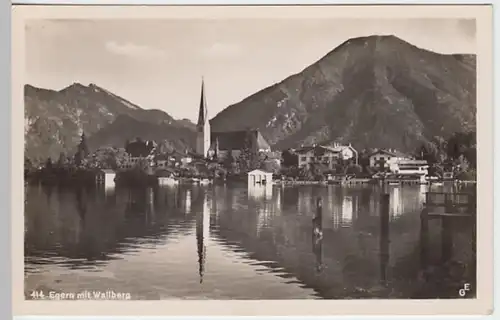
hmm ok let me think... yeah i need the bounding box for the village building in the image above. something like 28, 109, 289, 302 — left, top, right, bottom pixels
120, 139, 156, 170
388, 159, 429, 176
194, 78, 272, 162
153, 153, 170, 169
368, 149, 408, 169
248, 169, 273, 186
295, 143, 358, 170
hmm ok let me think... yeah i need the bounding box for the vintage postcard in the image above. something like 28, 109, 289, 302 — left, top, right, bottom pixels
11, 4, 493, 316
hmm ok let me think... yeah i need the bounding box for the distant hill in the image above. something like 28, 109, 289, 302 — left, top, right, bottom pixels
209, 35, 476, 153
24, 83, 196, 162
86, 114, 196, 154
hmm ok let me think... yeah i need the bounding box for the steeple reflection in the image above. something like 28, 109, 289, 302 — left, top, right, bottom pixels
196, 192, 210, 284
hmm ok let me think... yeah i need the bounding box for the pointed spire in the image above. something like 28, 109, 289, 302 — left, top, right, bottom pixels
197, 77, 208, 127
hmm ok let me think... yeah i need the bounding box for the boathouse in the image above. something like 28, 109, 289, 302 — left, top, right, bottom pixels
248, 169, 273, 186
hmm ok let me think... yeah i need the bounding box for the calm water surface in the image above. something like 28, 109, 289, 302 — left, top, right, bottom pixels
24, 182, 476, 299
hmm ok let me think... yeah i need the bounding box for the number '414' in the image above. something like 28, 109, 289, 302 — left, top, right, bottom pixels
29, 290, 45, 299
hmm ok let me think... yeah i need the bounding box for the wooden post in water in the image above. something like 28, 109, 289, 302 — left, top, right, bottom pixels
469, 193, 477, 279
441, 193, 453, 263
420, 193, 430, 270
312, 197, 324, 272
379, 193, 390, 286
316, 197, 323, 223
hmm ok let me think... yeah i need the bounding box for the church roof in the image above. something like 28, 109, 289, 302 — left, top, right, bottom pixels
211, 130, 271, 151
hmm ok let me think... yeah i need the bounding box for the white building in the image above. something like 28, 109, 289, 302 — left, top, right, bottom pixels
296, 143, 358, 169
248, 169, 273, 186
388, 159, 429, 176
369, 149, 408, 169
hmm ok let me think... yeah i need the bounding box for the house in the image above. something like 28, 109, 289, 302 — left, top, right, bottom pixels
96, 169, 116, 187
369, 149, 408, 169
156, 168, 178, 185
153, 153, 170, 169
296, 143, 358, 170
181, 155, 193, 165
248, 169, 273, 186
388, 159, 429, 176
120, 138, 156, 170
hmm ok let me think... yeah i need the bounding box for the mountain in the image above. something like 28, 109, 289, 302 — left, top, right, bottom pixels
24, 83, 196, 162
85, 114, 196, 154
209, 35, 476, 153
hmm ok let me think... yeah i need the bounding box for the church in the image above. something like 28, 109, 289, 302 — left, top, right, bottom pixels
195, 79, 271, 161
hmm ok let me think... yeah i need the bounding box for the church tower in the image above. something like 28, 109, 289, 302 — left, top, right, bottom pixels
196, 78, 211, 158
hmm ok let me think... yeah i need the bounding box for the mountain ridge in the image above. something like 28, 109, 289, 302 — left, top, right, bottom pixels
24, 82, 196, 163
24, 34, 476, 163
209, 34, 476, 152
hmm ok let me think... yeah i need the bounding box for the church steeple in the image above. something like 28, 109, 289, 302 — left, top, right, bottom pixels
195, 77, 211, 157
197, 78, 208, 128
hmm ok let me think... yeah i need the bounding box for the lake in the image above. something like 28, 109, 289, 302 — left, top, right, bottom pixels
24, 182, 476, 300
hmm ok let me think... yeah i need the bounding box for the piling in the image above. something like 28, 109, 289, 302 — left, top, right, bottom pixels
312, 196, 324, 272
379, 193, 390, 285
469, 193, 477, 278
420, 193, 430, 269
315, 197, 323, 222
441, 194, 454, 263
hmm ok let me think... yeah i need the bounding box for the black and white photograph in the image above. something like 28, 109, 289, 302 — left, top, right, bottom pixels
14, 4, 493, 315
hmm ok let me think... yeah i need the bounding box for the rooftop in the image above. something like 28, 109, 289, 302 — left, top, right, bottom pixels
211, 130, 271, 151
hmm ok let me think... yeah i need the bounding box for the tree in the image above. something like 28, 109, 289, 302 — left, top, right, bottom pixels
238, 130, 255, 172
88, 147, 128, 169
79, 132, 89, 157
281, 149, 298, 167
446, 131, 476, 168
345, 164, 363, 175
57, 152, 68, 168
223, 149, 234, 169
24, 157, 34, 175
307, 162, 328, 181
74, 132, 90, 167
260, 159, 281, 174
44, 157, 53, 170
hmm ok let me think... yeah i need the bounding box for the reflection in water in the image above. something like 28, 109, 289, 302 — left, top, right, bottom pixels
341, 196, 353, 227
185, 189, 192, 214
248, 184, 273, 200
196, 192, 210, 283
312, 197, 323, 273
379, 194, 390, 286
25, 183, 476, 299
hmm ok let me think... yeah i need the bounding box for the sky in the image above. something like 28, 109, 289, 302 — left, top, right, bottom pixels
25, 18, 476, 122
